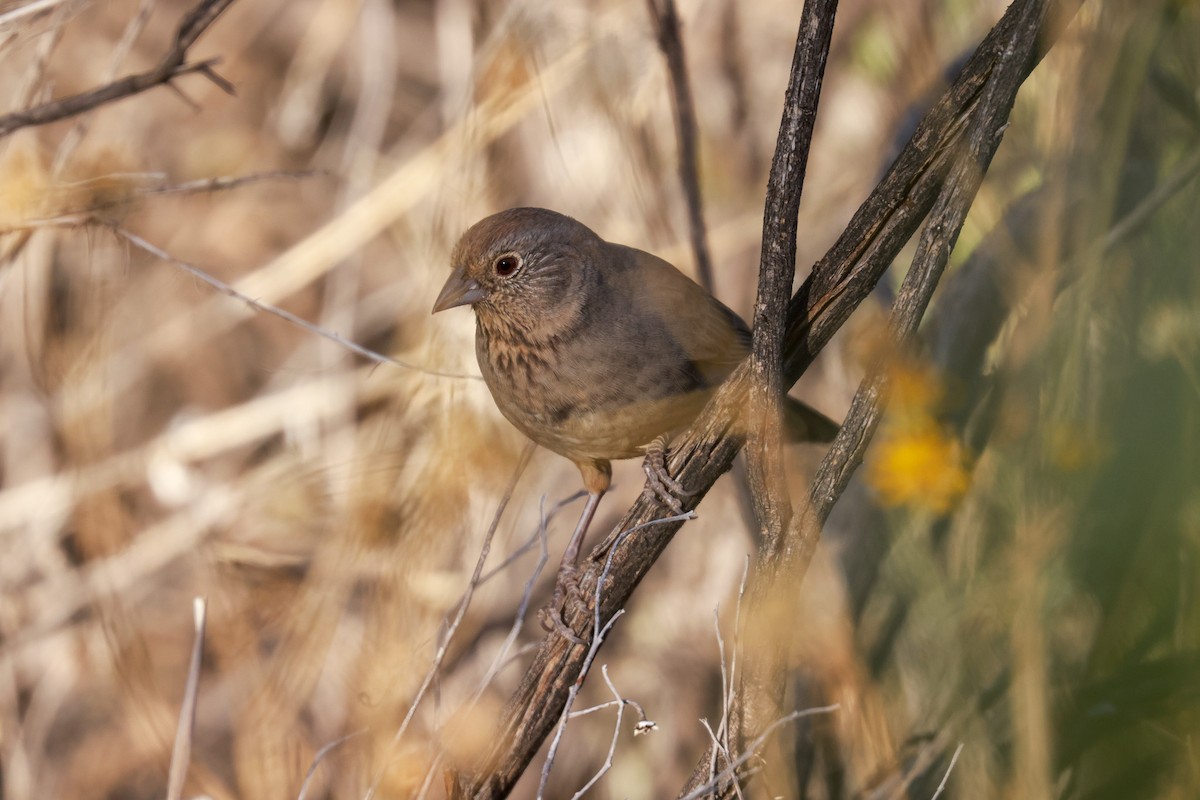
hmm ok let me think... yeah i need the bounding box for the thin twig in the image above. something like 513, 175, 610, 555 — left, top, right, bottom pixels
677, 704, 841, 800
470, 494, 553, 698
412, 493, 555, 800
537, 610, 625, 800
107, 224, 479, 380
53, 0, 159, 173
107, 169, 325, 206
0, 170, 326, 225
930, 743, 965, 800
567, 695, 651, 724
592, 510, 696, 642
567, 665, 626, 800
296, 730, 366, 800
645, 0, 714, 292
538, 510, 693, 798
710, 555, 751, 789
478, 491, 585, 584
713, 607, 729, 770
0, 0, 238, 139
165, 597, 207, 800
700, 718, 740, 799
364, 443, 534, 800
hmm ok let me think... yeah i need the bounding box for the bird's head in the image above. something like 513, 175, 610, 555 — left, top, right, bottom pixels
432, 208, 603, 332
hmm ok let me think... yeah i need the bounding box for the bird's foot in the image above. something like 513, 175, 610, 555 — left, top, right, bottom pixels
642, 435, 694, 514
540, 563, 587, 646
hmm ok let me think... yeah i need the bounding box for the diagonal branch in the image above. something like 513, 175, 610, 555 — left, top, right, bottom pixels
0, 0, 238, 139
449, 1, 1082, 797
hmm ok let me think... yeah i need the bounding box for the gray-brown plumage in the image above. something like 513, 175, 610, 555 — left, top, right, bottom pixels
433, 207, 835, 634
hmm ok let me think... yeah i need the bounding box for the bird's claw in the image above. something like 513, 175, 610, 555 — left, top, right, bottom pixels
540, 564, 587, 646
642, 436, 694, 514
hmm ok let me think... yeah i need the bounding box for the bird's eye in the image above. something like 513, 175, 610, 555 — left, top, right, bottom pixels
493, 254, 521, 277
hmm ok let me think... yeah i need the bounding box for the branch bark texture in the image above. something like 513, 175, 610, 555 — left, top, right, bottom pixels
0, 0, 237, 139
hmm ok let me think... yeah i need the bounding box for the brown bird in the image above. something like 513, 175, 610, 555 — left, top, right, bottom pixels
433, 208, 836, 630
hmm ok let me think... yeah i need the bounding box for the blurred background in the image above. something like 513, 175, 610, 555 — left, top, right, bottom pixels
0, 0, 1197, 797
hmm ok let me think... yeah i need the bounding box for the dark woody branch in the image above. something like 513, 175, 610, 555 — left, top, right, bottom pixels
450, 1, 1082, 797
743, 0, 838, 595
0, 0, 237, 140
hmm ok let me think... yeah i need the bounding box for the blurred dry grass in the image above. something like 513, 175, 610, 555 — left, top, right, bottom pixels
1, 0, 1198, 798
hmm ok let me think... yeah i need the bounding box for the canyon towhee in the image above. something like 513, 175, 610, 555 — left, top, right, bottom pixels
433, 207, 836, 634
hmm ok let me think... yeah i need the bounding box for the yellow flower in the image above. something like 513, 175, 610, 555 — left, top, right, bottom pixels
867, 426, 970, 513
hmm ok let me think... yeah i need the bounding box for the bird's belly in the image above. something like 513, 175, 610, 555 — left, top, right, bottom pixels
478, 342, 709, 462
497, 389, 712, 462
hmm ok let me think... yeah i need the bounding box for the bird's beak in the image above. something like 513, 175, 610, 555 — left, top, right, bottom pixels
432, 268, 486, 313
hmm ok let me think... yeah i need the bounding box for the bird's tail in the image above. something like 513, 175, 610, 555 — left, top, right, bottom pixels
784, 396, 841, 443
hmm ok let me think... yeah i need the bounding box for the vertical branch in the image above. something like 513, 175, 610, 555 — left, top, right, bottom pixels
743, 0, 839, 557
645, 0, 715, 292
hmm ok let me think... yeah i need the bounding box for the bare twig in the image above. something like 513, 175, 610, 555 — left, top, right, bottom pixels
676, 704, 841, 800
0, 0, 238, 139
537, 509, 693, 799
645, 0, 714, 291
165, 597, 207, 800
0, 170, 325, 227
567, 695, 651, 725
700, 717, 725, 767
537, 610, 625, 800
107, 225, 479, 380
471, 494, 554, 698
296, 730, 366, 800
114, 169, 325, 203
364, 442, 534, 800
592, 510, 696, 642
415, 490, 591, 797
478, 491, 585, 584
710, 555, 751, 787
700, 718, 742, 800
930, 743, 965, 800
567, 665, 627, 800
413, 493, 561, 800
733, 0, 838, 777
53, 0, 159, 173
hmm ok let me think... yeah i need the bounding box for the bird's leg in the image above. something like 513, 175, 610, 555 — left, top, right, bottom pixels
642, 435, 694, 514
542, 461, 610, 644
559, 489, 602, 573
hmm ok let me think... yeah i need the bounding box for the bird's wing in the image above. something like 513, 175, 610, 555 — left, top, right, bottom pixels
617, 245, 751, 386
